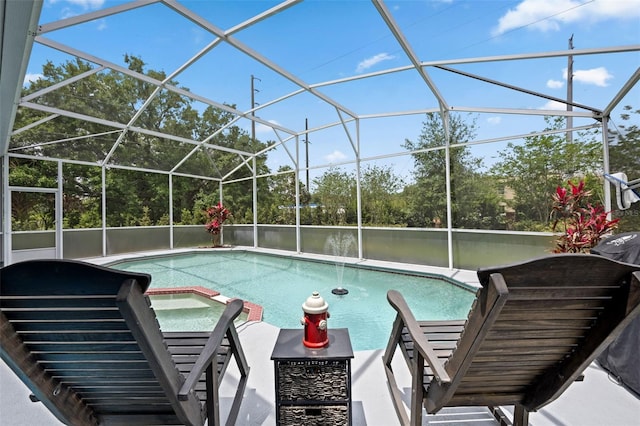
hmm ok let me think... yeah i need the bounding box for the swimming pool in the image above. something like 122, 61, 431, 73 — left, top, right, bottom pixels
112, 251, 476, 351
149, 292, 249, 331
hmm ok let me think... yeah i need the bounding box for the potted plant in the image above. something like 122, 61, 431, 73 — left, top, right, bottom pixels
205, 202, 231, 247
550, 179, 619, 253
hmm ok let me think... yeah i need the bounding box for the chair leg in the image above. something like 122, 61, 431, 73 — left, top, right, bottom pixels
383, 315, 411, 426
488, 405, 529, 426
513, 404, 529, 426
384, 363, 408, 426
382, 315, 403, 369
206, 364, 221, 426
489, 406, 512, 426
226, 326, 250, 426
410, 351, 425, 426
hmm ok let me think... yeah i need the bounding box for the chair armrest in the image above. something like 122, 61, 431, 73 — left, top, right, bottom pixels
387, 290, 451, 384
177, 299, 244, 400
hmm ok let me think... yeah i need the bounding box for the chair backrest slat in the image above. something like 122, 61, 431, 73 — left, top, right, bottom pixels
444, 254, 640, 411
427, 272, 509, 408
0, 259, 206, 426
116, 278, 204, 425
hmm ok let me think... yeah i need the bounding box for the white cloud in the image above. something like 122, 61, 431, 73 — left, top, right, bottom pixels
551, 66, 613, 88
96, 19, 107, 31
487, 116, 502, 125
23, 73, 44, 86
49, 0, 104, 18
559, 66, 613, 87
572, 67, 613, 87
50, 0, 105, 9
492, 0, 640, 36
356, 53, 395, 73
547, 79, 564, 89
192, 28, 205, 45
256, 120, 280, 134
325, 150, 347, 163
540, 100, 567, 111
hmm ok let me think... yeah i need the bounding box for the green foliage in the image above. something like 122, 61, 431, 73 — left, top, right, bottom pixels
191, 188, 220, 222
490, 116, 603, 228
309, 164, 408, 226
172, 177, 218, 225
608, 106, 640, 232
403, 112, 503, 229
8, 158, 57, 188
403, 113, 456, 227
11, 192, 56, 231
7, 56, 635, 237
104, 169, 170, 227
62, 164, 101, 229
10, 56, 262, 229
139, 206, 152, 227
550, 180, 618, 253
360, 164, 405, 226
157, 214, 170, 226
312, 167, 356, 225
9, 159, 58, 231
264, 166, 312, 225
452, 172, 506, 229
78, 209, 102, 229
179, 208, 194, 225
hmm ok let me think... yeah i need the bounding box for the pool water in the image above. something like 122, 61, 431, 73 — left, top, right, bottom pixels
113, 251, 476, 351
149, 293, 249, 331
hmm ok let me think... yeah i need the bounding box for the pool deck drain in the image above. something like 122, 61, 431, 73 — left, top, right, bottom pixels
146, 285, 263, 321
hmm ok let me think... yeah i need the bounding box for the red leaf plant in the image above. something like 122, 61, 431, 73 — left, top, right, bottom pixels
550, 179, 618, 253
205, 202, 231, 245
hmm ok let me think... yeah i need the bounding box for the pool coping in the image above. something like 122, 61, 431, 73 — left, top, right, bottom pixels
93, 246, 480, 287
145, 285, 263, 321
93, 246, 480, 327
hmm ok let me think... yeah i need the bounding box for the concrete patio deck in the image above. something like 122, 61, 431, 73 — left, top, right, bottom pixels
2, 249, 639, 425
2, 319, 639, 425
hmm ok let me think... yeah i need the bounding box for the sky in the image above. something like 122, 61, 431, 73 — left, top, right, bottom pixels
24, 0, 640, 183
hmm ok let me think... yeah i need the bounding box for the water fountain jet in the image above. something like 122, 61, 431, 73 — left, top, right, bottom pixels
324, 232, 356, 296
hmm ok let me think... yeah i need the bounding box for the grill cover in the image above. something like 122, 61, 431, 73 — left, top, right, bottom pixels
591, 232, 640, 264
592, 232, 640, 397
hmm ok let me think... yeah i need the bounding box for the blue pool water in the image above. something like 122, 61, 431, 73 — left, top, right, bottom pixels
113, 251, 476, 351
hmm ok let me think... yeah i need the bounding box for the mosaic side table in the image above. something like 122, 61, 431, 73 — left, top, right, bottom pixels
271, 328, 354, 426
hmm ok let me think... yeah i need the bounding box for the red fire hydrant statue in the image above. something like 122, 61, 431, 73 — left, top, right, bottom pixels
301, 291, 330, 348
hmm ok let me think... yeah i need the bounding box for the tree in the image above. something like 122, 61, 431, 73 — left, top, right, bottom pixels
172, 176, 218, 225
206, 125, 271, 224
10, 56, 268, 228
8, 158, 57, 231
451, 169, 506, 230
312, 167, 356, 225
403, 112, 500, 229
265, 166, 312, 224
360, 164, 405, 225
62, 163, 102, 229
490, 116, 602, 230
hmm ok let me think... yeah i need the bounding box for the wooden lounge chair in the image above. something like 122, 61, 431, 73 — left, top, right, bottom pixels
382, 254, 640, 426
0, 259, 250, 426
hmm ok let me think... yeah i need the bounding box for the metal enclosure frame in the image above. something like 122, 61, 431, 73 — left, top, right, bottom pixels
1, 0, 639, 267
